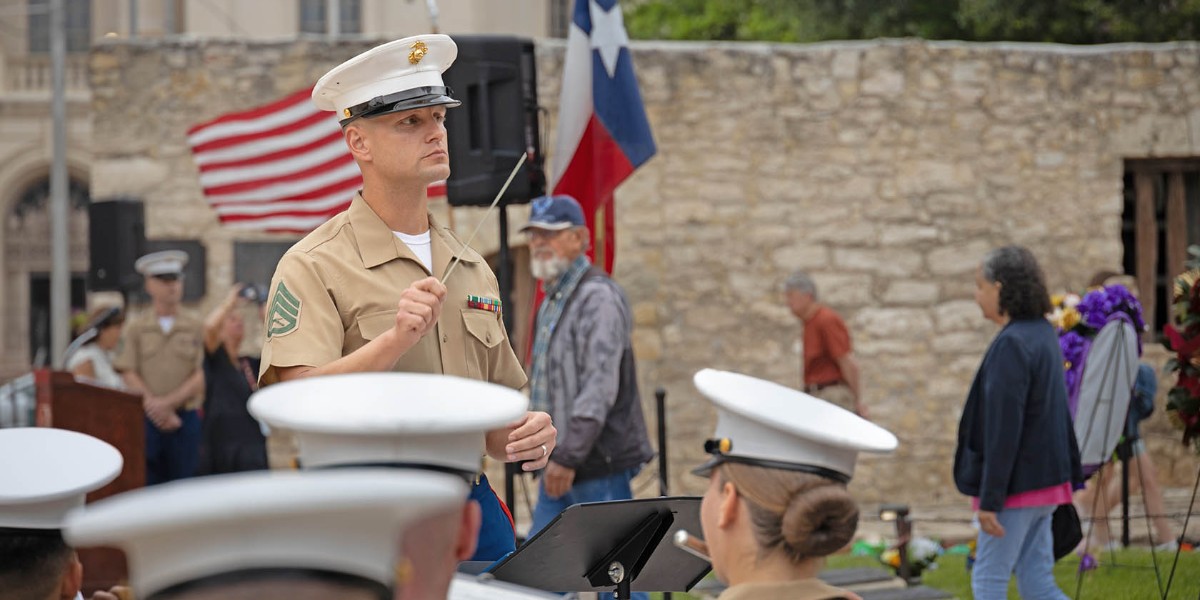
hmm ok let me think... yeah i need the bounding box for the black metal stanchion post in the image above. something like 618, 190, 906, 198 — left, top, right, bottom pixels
496, 203, 518, 519
881, 504, 914, 585
656, 387, 668, 497
655, 387, 671, 600
1120, 437, 1132, 548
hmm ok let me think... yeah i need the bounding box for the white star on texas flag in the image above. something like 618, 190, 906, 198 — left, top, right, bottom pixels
589, 0, 629, 79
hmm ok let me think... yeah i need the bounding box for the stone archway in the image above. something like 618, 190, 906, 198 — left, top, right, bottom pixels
1, 175, 91, 376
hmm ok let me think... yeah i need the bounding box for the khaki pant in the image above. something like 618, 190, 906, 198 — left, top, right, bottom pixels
812, 383, 856, 413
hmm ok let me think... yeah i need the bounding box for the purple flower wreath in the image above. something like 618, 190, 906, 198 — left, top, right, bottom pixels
1059, 284, 1146, 417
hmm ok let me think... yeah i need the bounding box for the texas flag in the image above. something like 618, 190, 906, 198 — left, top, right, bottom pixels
551, 0, 657, 273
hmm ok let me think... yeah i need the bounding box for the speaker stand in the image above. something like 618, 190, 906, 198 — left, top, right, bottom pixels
496, 200, 520, 517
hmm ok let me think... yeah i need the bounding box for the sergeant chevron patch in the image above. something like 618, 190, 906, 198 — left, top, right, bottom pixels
267, 282, 302, 338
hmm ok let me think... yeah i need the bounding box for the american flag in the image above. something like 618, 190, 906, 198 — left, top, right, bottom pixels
187, 87, 446, 233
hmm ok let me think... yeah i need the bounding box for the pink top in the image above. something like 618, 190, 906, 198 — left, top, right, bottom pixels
972, 482, 1073, 511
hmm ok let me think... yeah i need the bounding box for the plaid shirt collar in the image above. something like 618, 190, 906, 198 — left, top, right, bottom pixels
529, 255, 592, 414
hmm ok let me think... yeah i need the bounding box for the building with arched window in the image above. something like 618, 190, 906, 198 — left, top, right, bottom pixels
0, 0, 563, 377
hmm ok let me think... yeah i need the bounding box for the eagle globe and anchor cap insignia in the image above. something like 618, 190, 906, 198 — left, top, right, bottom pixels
267, 282, 302, 338
408, 40, 428, 65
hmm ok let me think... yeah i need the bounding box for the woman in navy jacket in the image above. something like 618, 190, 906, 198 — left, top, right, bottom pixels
954, 245, 1082, 600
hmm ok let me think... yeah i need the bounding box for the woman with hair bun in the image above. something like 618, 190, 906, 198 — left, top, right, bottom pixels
690, 369, 898, 600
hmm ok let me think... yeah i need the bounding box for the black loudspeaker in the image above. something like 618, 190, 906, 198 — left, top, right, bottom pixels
443, 35, 544, 206
88, 198, 146, 292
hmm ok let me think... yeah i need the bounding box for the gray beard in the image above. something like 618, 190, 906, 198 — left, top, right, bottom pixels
531, 255, 570, 281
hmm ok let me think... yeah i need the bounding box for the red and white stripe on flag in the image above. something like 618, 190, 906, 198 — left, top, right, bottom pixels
187, 87, 446, 234
550, 0, 657, 273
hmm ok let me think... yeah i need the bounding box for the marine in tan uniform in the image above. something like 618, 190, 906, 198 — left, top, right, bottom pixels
114, 250, 205, 485
690, 370, 899, 600
257, 34, 555, 561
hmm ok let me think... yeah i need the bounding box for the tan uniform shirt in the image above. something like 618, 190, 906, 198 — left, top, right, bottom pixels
259, 193, 527, 391
717, 579, 856, 600
113, 310, 204, 410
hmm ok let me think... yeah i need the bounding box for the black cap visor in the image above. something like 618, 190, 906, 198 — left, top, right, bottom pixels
691, 452, 851, 484
691, 455, 724, 478
340, 86, 461, 126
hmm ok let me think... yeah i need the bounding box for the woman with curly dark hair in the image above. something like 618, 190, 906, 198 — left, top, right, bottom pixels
954, 245, 1082, 599
692, 369, 897, 600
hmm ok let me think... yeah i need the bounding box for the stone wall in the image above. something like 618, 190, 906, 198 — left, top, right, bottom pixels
89, 37, 1200, 504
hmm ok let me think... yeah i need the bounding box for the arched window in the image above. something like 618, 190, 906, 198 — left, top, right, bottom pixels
4, 175, 90, 368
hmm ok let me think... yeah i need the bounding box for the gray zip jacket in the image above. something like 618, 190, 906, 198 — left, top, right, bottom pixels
544, 269, 655, 481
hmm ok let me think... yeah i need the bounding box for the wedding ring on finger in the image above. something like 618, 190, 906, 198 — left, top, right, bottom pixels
540, 444, 548, 458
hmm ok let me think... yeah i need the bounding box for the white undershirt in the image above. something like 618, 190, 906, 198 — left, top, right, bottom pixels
158, 315, 175, 334
394, 230, 433, 272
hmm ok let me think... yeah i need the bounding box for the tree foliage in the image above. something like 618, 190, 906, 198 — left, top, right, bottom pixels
623, 0, 1200, 44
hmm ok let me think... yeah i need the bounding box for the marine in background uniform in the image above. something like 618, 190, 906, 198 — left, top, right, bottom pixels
115, 250, 205, 484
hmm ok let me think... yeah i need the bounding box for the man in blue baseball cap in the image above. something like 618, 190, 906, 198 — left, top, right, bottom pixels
520, 195, 654, 561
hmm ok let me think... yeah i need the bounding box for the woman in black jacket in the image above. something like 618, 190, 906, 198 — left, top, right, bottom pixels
954, 245, 1081, 600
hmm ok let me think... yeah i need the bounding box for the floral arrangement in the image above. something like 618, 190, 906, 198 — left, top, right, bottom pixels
1162, 247, 1200, 453
879, 537, 943, 578
1049, 293, 1085, 393
1049, 285, 1146, 410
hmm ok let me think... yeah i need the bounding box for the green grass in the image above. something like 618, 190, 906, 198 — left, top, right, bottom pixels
827, 550, 1200, 599
650, 550, 1200, 599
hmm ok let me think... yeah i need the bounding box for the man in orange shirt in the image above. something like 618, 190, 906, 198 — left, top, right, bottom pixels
785, 271, 869, 418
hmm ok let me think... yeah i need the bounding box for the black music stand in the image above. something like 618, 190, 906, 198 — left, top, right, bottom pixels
488, 497, 710, 599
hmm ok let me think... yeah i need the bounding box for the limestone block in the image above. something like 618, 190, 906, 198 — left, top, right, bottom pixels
855, 339, 917, 356
791, 201, 856, 226
896, 160, 975, 197
753, 223, 802, 246
811, 273, 873, 307
882, 280, 939, 305
1150, 114, 1196, 156
90, 158, 171, 198
864, 181, 920, 216
633, 302, 659, 328
1111, 113, 1156, 155
726, 270, 775, 302
824, 176, 876, 202
833, 247, 922, 276
853, 308, 934, 339
806, 221, 878, 246
1035, 152, 1066, 168
831, 50, 860, 80
934, 300, 982, 332
861, 69, 905, 96
934, 331, 988, 355
771, 243, 830, 272
951, 59, 989, 84
928, 240, 990, 276
880, 224, 939, 245
632, 330, 663, 362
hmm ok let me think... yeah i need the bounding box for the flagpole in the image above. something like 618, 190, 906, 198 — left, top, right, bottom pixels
326, 0, 340, 38
49, 0, 70, 368
425, 0, 439, 33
